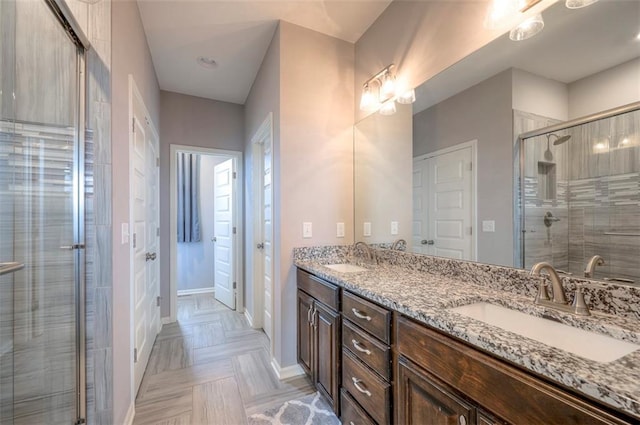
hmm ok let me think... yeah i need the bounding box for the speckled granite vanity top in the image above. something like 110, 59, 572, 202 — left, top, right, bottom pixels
293, 246, 640, 420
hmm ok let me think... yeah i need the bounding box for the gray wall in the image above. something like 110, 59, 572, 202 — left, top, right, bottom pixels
111, 1, 160, 423
244, 25, 281, 329
413, 70, 514, 266
159, 90, 244, 316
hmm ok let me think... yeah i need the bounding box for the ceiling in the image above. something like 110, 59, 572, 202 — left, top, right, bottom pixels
414, 0, 640, 114
137, 0, 393, 105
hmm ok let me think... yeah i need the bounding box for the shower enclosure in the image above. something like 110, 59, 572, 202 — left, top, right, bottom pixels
520, 103, 640, 284
1, 0, 87, 423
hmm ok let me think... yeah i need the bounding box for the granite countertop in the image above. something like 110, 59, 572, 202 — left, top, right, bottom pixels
294, 258, 640, 420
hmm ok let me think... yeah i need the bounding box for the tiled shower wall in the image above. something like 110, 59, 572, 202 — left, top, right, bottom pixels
565, 109, 640, 282
67, 0, 113, 423
521, 108, 640, 283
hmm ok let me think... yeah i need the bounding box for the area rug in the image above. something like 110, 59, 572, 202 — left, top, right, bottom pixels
248, 392, 340, 425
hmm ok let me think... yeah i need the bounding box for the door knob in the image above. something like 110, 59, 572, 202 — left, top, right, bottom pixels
211, 237, 217, 242
256, 242, 265, 249
145, 252, 157, 261
421, 240, 434, 245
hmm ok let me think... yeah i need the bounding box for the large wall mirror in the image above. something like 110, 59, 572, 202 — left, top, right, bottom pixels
354, 0, 640, 283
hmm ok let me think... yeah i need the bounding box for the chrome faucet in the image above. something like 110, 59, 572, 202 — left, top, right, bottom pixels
354, 241, 375, 263
530, 262, 590, 316
584, 255, 605, 278
390, 238, 406, 251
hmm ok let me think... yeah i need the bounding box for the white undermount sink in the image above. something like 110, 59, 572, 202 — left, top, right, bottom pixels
449, 302, 639, 363
324, 263, 368, 273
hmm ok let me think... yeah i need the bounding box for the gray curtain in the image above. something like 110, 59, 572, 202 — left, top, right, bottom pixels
177, 152, 201, 242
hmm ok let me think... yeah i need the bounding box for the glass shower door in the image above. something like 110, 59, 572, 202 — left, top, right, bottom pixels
1, 0, 83, 423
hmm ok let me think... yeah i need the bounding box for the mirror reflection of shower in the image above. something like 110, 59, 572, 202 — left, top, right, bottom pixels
521, 104, 640, 285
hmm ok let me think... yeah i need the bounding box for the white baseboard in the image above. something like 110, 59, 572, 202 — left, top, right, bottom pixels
161, 316, 174, 325
270, 357, 305, 380
177, 287, 214, 296
124, 402, 135, 425
244, 310, 254, 327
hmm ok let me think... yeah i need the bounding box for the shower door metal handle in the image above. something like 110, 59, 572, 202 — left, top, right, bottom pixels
0, 262, 25, 276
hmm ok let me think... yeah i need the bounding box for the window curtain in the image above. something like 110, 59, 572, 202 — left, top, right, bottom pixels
177, 152, 201, 243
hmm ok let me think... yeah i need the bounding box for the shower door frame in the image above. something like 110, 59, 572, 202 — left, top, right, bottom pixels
41, 0, 90, 423
516, 101, 640, 269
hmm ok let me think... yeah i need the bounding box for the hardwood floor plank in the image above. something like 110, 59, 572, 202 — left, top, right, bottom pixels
191, 322, 226, 349
144, 336, 193, 376
192, 377, 246, 425
194, 338, 266, 365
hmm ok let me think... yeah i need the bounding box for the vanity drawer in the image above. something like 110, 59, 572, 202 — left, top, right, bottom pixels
343, 319, 390, 380
341, 389, 376, 425
297, 269, 339, 311
343, 349, 391, 425
342, 291, 391, 343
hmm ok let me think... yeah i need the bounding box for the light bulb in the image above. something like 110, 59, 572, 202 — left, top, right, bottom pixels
359, 84, 380, 112
379, 100, 397, 116
509, 13, 544, 41
484, 0, 526, 29
380, 72, 396, 99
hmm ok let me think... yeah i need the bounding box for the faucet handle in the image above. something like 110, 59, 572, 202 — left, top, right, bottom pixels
571, 285, 591, 316
534, 280, 550, 303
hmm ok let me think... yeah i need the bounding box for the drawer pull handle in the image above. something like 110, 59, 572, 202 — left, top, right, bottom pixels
351, 308, 372, 321
352, 377, 372, 397
351, 339, 371, 355
349, 422, 355, 425
459, 415, 467, 425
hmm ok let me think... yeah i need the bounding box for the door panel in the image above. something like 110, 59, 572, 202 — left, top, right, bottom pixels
297, 290, 313, 376
413, 145, 474, 260
213, 159, 235, 309
132, 92, 160, 393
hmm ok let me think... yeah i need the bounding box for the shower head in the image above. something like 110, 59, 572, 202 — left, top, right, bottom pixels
551, 134, 571, 146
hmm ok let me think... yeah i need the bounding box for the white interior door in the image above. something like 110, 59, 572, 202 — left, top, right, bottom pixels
132, 93, 160, 393
413, 145, 474, 260
412, 157, 429, 254
261, 137, 273, 341
213, 159, 236, 309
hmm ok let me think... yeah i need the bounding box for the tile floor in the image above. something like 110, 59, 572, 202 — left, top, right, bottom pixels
133, 293, 314, 425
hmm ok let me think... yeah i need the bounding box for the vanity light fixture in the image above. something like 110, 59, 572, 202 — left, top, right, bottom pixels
359, 64, 416, 115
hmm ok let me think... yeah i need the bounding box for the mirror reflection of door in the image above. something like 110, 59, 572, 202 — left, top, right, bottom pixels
413, 142, 475, 260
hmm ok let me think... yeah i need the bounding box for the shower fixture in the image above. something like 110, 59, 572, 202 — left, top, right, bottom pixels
543, 133, 571, 161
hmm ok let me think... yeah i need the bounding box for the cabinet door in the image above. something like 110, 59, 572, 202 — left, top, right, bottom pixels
297, 290, 314, 377
314, 300, 341, 413
397, 356, 475, 425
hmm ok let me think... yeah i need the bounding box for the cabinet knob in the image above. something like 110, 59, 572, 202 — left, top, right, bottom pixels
459, 415, 467, 425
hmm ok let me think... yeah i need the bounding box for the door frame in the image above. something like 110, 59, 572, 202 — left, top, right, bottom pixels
413, 139, 478, 261
169, 145, 244, 322
248, 114, 274, 350
128, 75, 161, 398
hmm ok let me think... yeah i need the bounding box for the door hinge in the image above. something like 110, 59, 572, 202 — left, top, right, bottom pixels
468, 162, 473, 171
469, 227, 473, 235
156, 157, 160, 167
156, 296, 161, 307
132, 117, 135, 133
233, 281, 237, 289
232, 171, 237, 179
133, 233, 137, 248
233, 227, 237, 235
134, 348, 138, 363
157, 227, 160, 237
75, 418, 86, 425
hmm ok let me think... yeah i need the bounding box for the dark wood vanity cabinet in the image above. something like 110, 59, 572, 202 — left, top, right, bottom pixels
296, 270, 340, 413
341, 291, 392, 425
395, 315, 634, 425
